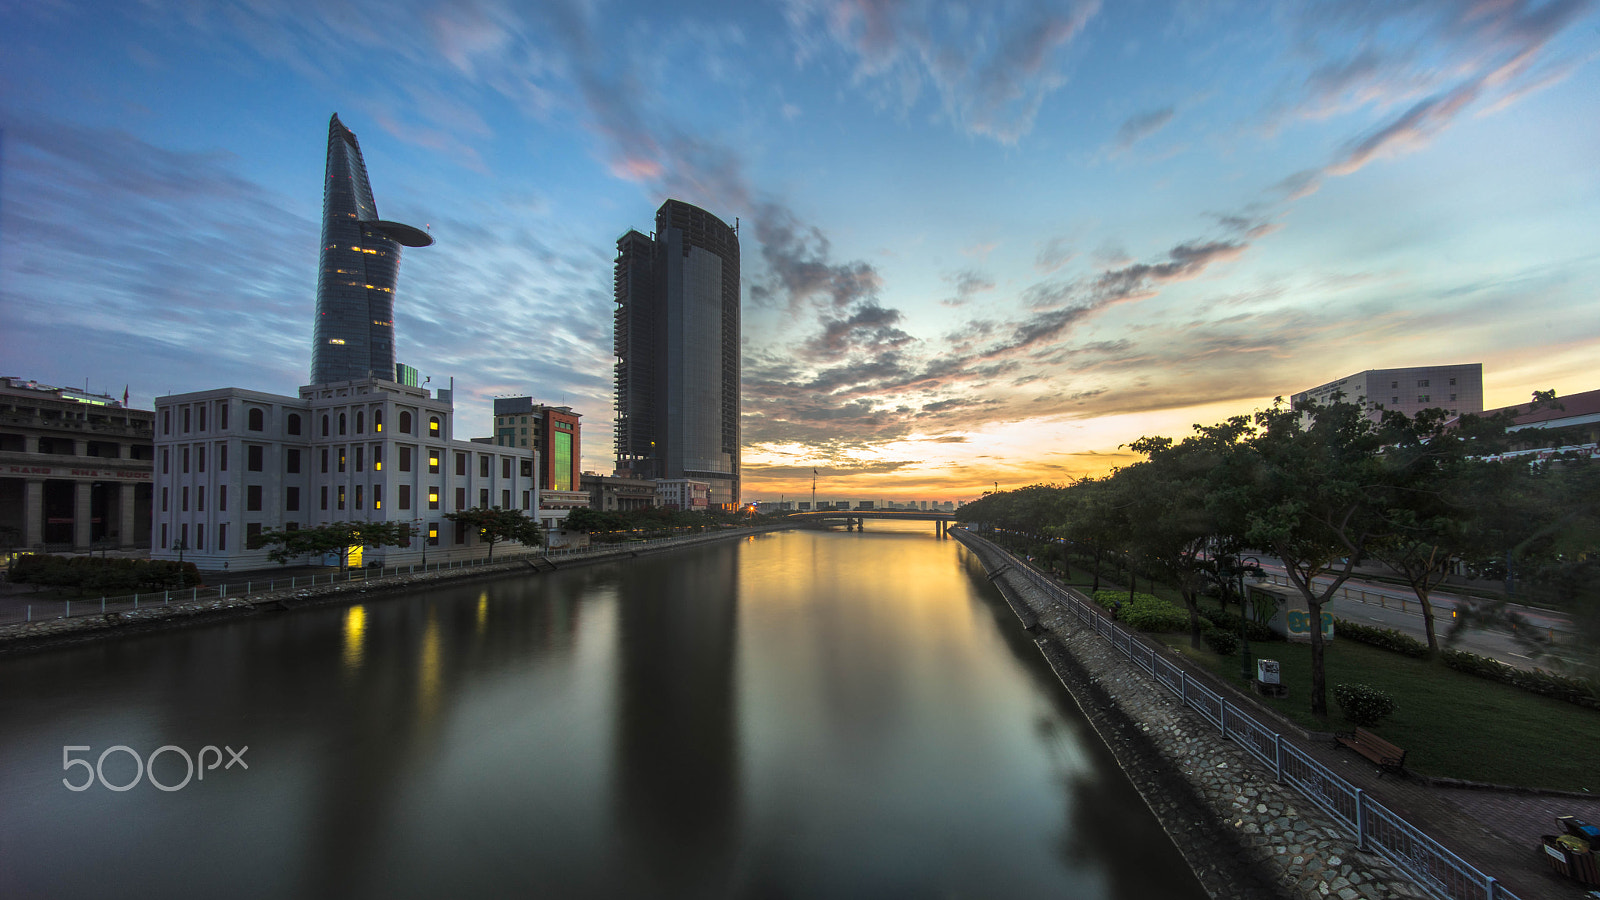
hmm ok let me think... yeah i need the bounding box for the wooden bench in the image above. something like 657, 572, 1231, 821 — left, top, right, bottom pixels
1336, 727, 1407, 777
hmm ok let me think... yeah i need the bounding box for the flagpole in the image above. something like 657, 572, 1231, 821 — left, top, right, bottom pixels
812, 469, 817, 512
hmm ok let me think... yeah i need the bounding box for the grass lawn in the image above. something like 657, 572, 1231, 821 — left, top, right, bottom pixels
1154, 634, 1600, 792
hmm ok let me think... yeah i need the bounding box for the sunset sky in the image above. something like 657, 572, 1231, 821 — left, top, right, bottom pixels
2, 0, 1596, 503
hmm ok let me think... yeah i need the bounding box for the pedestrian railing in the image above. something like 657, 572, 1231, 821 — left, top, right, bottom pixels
959, 530, 1518, 900
2, 526, 783, 629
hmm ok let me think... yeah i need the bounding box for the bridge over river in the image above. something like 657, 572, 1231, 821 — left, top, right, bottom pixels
785, 509, 957, 533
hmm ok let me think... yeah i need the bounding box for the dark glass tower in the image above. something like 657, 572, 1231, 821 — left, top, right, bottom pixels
311, 114, 433, 385
614, 200, 741, 506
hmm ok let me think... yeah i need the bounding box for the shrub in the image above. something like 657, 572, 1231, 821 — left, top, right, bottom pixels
1333, 682, 1396, 726
1440, 650, 1600, 711
4, 554, 199, 593
1200, 605, 1283, 643
1202, 628, 1240, 656
1093, 590, 1201, 633
1333, 618, 1429, 658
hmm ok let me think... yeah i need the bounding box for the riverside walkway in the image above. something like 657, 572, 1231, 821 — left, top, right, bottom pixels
958, 529, 1600, 900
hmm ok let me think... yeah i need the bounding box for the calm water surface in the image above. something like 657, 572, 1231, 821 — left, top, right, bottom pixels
0, 524, 1205, 899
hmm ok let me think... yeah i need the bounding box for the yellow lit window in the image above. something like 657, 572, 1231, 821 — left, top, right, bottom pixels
428, 491, 439, 503
374, 461, 382, 470
374, 500, 382, 509
328, 339, 346, 345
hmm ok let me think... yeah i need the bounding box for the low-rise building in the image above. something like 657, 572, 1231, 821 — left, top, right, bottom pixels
656, 478, 709, 511
581, 473, 658, 512
1292, 364, 1483, 422
0, 377, 154, 552
152, 378, 538, 570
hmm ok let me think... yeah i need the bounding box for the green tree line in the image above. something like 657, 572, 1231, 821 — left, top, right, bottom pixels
957, 394, 1599, 719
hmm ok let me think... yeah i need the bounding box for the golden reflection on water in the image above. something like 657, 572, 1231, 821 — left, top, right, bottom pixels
341, 605, 367, 671
476, 592, 488, 635
418, 610, 441, 720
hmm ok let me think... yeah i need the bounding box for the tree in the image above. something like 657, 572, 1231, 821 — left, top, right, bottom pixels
1122, 416, 1254, 648
1364, 407, 1481, 655
444, 507, 541, 560
256, 521, 415, 568
1234, 399, 1387, 718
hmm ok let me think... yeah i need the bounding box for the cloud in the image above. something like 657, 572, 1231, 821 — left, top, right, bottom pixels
941, 269, 997, 307
807, 304, 915, 359
1111, 105, 1175, 152
1035, 237, 1075, 274
783, 0, 1102, 143
1278, 0, 1593, 185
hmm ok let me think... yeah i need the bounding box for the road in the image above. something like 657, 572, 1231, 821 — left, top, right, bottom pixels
1250, 561, 1586, 672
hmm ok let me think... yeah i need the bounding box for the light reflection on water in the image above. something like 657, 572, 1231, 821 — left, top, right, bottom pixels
0, 523, 1205, 900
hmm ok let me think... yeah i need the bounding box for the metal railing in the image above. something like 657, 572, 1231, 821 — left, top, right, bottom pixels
958, 529, 1517, 900
1, 526, 784, 628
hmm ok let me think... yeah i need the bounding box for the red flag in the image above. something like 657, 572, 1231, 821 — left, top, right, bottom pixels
122, 385, 129, 406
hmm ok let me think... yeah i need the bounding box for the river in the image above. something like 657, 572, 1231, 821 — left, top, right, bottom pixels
0, 522, 1205, 899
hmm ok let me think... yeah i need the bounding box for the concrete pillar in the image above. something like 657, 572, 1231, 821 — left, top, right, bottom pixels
73, 481, 92, 549
23, 435, 39, 454
23, 479, 44, 547
119, 482, 137, 548
72, 439, 86, 457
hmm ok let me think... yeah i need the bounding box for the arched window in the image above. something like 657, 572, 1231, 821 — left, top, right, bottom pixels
287, 414, 302, 436
247, 408, 264, 432
374, 410, 383, 432
428, 416, 441, 437
322, 415, 330, 437
339, 413, 347, 435
356, 411, 364, 434
400, 411, 413, 434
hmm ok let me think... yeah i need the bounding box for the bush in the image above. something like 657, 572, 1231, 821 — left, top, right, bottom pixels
1200, 605, 1283, 643
1094, 590, 1202, 633
1440, 650, 1600, 711
6, 554, 200, 593
1333, 618, 1430, 658
1202, 628, 1240, 656
1333, 682, 1396, 726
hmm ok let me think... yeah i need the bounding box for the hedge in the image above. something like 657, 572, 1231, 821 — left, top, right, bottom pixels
1200, 605, 1283, 643
7, 555, 201, 593
1332, 618, 1430, 658
1440, 649, 1600, 711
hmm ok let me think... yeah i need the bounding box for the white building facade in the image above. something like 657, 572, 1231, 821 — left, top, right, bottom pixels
152, 379, 538, 569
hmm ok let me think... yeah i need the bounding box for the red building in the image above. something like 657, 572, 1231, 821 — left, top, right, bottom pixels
492, 398, 581, 492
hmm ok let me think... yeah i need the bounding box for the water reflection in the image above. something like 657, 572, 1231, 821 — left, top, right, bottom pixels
613, 542, 742, 896
0, 525, 1204, 899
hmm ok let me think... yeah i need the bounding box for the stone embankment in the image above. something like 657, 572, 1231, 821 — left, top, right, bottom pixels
0, 527, 786, 655
958, 532, 1430, 900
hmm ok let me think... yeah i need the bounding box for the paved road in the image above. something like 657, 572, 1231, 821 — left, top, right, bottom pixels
1251, 561, 1586, 671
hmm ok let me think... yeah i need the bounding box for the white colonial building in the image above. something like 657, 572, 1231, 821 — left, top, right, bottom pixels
152, 378, 538, 570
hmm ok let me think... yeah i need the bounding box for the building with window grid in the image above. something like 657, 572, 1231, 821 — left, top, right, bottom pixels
491, 398, 581, 493
613, 200, 741, 507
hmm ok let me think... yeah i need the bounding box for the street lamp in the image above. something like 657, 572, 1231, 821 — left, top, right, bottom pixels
1238, 555, 1261, 683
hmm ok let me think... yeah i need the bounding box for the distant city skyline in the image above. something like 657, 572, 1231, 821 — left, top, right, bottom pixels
2, 1, 1596, 501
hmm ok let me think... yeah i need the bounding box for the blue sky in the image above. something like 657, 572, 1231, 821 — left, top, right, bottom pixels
2, 0, 1596, 500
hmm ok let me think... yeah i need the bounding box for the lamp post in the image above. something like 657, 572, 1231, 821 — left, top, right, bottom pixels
1239, 555, 1260, 683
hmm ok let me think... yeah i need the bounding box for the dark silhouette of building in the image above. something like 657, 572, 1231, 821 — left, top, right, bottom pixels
311, 114, 434, 385
613, 200, 741, 506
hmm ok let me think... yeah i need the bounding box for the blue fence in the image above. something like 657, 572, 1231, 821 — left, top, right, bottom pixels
961, 530, 1517, 900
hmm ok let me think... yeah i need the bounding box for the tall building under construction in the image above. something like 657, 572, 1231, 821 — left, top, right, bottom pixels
613, 200, 741, 507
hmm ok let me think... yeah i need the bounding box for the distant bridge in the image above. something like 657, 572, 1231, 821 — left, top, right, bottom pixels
784, 509, 958, 533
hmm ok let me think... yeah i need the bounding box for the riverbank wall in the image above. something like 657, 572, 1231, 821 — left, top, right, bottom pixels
0, 526, 791, 656
955, 529, 1429, 900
